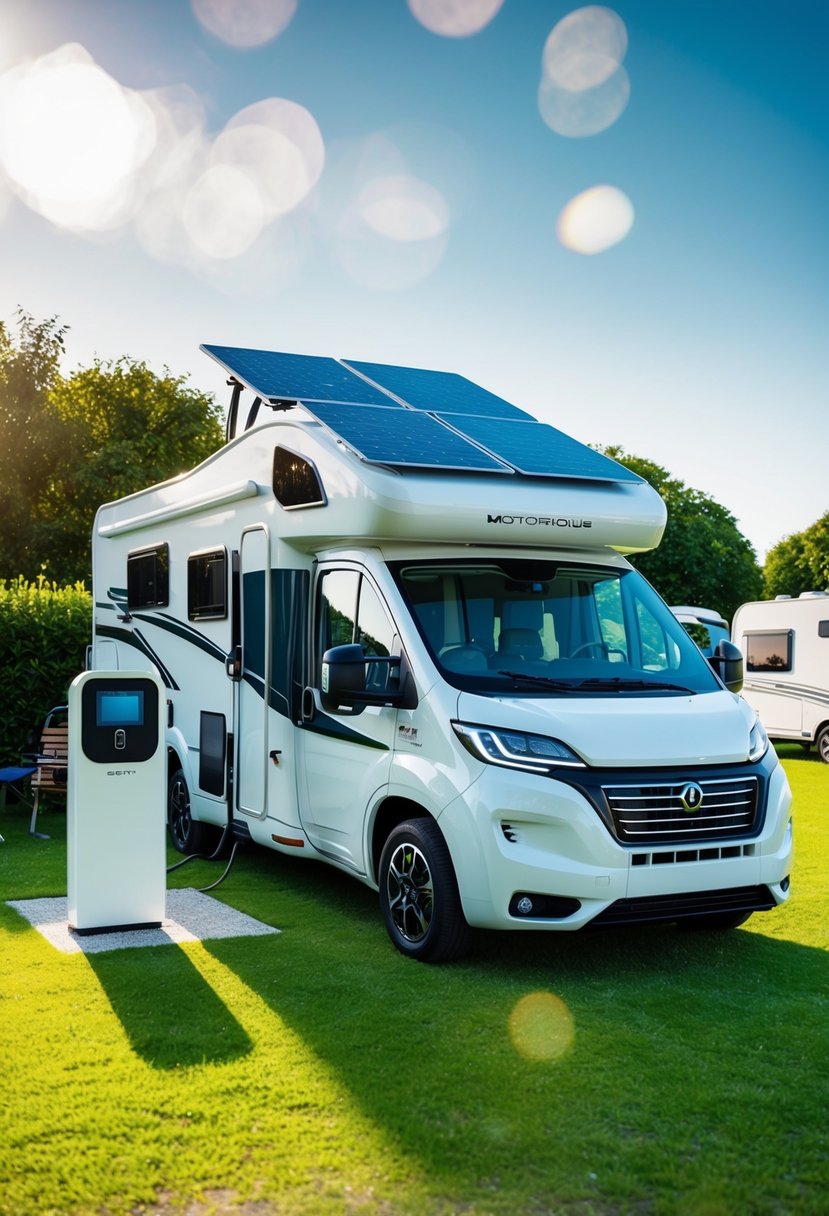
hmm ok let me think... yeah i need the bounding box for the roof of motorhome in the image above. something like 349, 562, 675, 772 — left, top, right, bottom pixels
202, 344, 643, 485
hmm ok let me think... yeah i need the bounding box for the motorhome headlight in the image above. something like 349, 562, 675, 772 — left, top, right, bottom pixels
452, 722, 585, 772
749, 716, 769, 763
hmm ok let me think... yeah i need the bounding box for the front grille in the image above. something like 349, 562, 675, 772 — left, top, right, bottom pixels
603, 776, 759, 845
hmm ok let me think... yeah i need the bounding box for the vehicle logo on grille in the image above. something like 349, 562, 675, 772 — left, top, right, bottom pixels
679, 782, 704, 813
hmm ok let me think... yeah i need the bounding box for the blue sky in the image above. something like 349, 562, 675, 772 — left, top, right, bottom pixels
0, 0, 826, 566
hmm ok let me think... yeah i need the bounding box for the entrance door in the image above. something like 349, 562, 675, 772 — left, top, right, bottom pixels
237, 526, 270, 818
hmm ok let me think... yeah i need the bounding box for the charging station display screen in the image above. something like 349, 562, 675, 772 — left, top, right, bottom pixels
96, 690, 145, 727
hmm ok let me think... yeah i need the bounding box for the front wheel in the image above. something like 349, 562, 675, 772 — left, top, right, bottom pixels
379, 818, 470, 963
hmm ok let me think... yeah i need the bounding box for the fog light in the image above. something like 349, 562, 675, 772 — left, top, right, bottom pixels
516, 895, 534, 916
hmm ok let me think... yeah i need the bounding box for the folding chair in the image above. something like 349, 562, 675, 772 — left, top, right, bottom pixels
0, 765, 37, 843
21, 705, 69, 839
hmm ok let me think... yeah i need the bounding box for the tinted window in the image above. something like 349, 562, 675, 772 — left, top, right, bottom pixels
273, 446, 326, 509
745, 631, 793, 672
127, 545, 169, 609
188, 549, 227, 620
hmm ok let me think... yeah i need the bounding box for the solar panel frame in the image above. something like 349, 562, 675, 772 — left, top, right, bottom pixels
201, 344, 396, 406
343, 359, 534, 420
435, 414, 642, 482
302, 401, 513, 473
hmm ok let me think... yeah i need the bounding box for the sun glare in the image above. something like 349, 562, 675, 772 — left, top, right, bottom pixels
557, 184, 634, 253
191, 0, 297, 48
508, 992, 575, 1062
408, 0, 504, 38
0, 44, 156, 229
538, 6, 630, 137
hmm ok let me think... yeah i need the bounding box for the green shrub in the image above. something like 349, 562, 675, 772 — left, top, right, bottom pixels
0, 576, 91, 763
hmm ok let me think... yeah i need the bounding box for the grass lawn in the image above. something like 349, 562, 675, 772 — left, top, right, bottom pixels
1, 745, 826, 1215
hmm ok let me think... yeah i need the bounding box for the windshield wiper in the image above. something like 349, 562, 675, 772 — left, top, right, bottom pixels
573, 677, 697, 694
496, 671, 697, 694
496, 670, 578, 691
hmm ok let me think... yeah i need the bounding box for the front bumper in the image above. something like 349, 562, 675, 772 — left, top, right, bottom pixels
440, 752, 793, 932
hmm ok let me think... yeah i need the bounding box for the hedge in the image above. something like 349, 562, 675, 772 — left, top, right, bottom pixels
0, 577, 91, 764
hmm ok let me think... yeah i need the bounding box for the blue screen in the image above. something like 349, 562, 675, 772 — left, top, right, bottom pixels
97, 690, 144, 727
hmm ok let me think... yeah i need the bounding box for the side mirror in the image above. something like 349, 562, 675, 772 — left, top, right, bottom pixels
708, 640, 744, 694
321, 643, 417, 712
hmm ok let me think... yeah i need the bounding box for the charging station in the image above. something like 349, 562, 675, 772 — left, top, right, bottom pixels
67, 670, 166, 934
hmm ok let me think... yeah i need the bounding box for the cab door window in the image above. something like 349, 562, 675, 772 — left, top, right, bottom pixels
316, 569, 398, 691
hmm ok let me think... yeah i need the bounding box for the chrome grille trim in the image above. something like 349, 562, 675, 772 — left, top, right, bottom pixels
602, 776, 760, 845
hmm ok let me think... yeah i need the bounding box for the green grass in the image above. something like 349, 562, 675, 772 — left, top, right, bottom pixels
1, 746, 827, 1216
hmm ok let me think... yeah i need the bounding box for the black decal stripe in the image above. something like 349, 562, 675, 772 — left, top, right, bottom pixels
302, 711, 389, 751
95, 624, 180, 690
132, 611, 227, 663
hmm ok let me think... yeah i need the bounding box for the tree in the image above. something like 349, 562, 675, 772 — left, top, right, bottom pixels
764, 513, 829, 598
0, 314, 224, 584
600, 447, 763, 622
0, 312, 69, 578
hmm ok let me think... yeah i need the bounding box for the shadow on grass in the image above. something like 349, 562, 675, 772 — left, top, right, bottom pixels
87, 945, 254, 1069
193, 845, 829, 1209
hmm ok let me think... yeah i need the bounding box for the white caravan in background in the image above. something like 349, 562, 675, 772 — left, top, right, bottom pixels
732, 593, 829, 763
89, 346, 793, 961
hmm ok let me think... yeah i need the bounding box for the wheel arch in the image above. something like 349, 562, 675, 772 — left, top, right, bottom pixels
370, 796, 435, 885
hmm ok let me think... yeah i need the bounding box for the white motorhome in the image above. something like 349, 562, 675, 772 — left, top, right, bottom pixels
90, 346, 793, 960
732, 593, 829, 763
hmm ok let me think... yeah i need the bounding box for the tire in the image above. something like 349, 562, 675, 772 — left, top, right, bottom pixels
379, 818, 470, 963
167, 768, 216, 855
816, 724, 829, 764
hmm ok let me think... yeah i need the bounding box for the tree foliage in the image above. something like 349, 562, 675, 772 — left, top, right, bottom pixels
601, 446, 763, 622
764, 513, 829, 598
0, 313, 224, 584
0, 576, 91, 764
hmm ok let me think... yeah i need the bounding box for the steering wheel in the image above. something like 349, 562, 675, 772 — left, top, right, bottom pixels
569, 641, 610, 659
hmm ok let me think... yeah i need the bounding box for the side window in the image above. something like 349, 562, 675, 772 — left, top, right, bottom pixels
595, 577, 627, 660
127, 544, 169, 609
746, 631, 793, 672
188, 548, 227, 620
316, 569, 398, 691
635, 598, 679, 671
318, 569, 359, 657
273, 446, 326, 509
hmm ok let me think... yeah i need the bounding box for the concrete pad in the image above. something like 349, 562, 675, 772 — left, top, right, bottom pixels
6, 888, 280, 954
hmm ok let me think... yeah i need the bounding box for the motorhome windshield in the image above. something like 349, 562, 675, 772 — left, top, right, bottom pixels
391, 558, 721, 695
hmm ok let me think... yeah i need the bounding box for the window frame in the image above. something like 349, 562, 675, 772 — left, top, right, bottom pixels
187, 547, 228, 621
127, 543, 169, 610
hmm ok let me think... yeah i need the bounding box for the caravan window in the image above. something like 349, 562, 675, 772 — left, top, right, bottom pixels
127, 544, 169, 609
745, 630, 793, 672
188, 548, 227, 620
273, 446, 326, 509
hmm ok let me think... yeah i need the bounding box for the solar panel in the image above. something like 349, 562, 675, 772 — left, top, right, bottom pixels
344, 360, 533, 420
304, 403, 512, 472
201, 345, 396, 406
437, 415, 642, 482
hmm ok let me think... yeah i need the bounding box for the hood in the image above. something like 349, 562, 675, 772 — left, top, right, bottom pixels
456, 689, 753, 768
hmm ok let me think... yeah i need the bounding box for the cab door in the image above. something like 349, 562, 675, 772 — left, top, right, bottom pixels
297, 565, 399, 874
